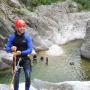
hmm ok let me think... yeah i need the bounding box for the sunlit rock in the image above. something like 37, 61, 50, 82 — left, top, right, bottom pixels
0, 83, 37, 90
46, 44, 64, 56
1, 79, 90, 90
32, 79, 90, 90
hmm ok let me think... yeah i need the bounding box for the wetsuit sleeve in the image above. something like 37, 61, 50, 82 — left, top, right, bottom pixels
5, 34, 15, 52
21, 33, 32, 55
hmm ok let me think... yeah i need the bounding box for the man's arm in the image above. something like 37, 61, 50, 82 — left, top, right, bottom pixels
21, 33, 33, 55
5, 34, 15, 52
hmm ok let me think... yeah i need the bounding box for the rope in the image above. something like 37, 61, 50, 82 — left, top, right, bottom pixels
8, 56, 23, 90
8, 56, 16, 90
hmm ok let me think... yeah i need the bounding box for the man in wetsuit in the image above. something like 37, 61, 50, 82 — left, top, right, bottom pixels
5, 19, 32, 90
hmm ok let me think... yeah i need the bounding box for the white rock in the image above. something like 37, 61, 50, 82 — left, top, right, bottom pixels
46, 44, 64, 56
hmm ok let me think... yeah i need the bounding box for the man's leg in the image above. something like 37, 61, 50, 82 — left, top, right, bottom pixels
23, 58, 31, 90
14, 69, 21, 90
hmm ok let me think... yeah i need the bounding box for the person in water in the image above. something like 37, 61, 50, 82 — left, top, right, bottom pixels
5, 19, 33, 90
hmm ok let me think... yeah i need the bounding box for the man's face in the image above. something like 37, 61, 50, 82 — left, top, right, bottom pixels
16, 26, 25, 35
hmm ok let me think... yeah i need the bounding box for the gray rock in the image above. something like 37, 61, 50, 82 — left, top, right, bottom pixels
81, 20, 90, 59
0, 0, 89, 51
32, 79, 90, 90
0, 18, 13, 35
0, 50, 13, 72
0, 61, 11, 71
1, 51, 13, 66
8, 0, 21, 8
24, 11, 88, 46
25, 27, 51, 50
0, 83, 36, 90
0, 84, 9, 90
0, 80, 90, 90
1, 57, 13, 66
1, 0, 90, 53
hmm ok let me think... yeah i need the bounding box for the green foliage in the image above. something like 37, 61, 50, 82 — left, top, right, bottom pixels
20, 0, 90, 11
20, 0, 64, 11
73, 0, 90, 10
30, 0, 64, 6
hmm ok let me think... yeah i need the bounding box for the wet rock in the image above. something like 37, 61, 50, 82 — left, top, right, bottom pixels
32, 79, 90, 90
40, 56, 44, 61
0, 50, 13, 72
69, 62, 74, 65
0, 83, 37, 90
0, 79, 90, 90
81, 20, 90, 59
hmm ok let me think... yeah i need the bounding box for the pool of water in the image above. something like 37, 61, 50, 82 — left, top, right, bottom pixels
31, 40, 90, 82
0, 40, 90, 84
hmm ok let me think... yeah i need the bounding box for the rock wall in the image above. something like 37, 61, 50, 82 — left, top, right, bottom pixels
81, 20, 90, 59
0, 0, 89, 51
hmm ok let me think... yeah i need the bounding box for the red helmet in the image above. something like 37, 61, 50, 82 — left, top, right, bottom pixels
15, 19, 26, 28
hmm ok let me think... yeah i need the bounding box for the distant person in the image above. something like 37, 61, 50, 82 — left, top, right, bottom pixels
5, 19, 33, 90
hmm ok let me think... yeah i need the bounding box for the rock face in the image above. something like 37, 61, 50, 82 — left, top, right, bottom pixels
0, 79, 90, 90
0, 18, 15, 72
0, 18, 14, 48
0, 50, 13, 73
23, 0, 90, 48
81, 20, 90, 59
0, 0, 89, 51
8, 0, 21, 8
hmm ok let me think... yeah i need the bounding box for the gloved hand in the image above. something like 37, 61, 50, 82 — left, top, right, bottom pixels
11, 46, 17, 52
13, 51, 21, 57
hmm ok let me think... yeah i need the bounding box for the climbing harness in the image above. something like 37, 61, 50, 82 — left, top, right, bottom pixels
15, 57, 23, 71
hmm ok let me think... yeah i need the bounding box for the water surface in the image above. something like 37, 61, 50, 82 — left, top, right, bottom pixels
0, 40, 90, 84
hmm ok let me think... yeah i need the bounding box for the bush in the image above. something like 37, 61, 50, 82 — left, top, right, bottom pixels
73, 0, 90, 10
20, 0, 90, 11
30, 0, 64, 6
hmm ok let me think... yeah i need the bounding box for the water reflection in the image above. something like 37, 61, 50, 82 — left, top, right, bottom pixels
80, 57, 90, 80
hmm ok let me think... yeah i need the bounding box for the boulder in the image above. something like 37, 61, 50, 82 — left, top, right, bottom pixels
0, 50, 13, 72
81, 20, 90, 59
8, 0, 21, 8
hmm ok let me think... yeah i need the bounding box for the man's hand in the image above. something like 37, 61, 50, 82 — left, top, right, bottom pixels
11, 46, 17, 52
11, 46, 21, 56
13, 51, 21, 57
16, 51, 21, 55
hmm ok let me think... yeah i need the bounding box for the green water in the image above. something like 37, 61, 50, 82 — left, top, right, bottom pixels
0, 40, 90, 84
